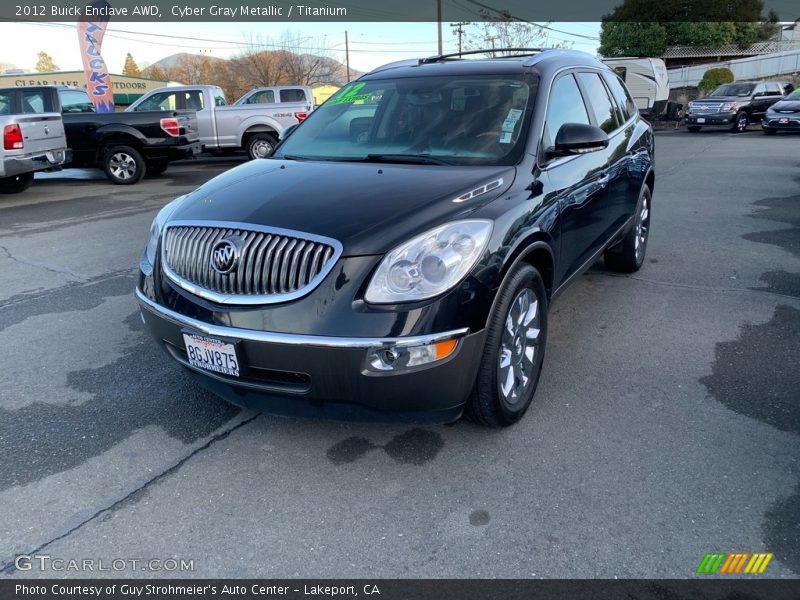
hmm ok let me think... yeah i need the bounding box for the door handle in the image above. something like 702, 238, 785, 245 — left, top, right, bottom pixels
597, 172, 610, 187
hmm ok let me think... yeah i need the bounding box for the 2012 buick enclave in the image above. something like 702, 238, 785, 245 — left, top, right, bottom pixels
136, 49, 655, 427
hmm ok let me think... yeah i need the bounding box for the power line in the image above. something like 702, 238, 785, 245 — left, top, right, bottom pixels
458, 0, 599, 41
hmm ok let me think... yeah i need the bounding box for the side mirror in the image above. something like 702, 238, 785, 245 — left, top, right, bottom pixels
550, 123, 609, 157
280, 124, 299, 141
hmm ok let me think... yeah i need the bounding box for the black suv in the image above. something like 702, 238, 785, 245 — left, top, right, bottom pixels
136, 49, 655, 427
685, 81, 787, 133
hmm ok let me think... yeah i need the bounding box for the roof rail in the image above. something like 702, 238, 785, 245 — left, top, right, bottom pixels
419, 48, 546, 63
369, 58, 424, 74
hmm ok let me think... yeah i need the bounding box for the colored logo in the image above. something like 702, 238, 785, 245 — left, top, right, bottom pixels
696, 552, 773, 574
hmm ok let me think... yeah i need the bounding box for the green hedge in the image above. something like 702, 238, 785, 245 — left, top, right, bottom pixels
699, 68, 735, 95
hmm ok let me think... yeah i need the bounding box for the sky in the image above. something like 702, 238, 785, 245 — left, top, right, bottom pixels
0, 21, 601, 75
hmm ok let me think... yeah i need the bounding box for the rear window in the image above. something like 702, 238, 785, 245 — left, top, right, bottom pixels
22, 90, 54, 114
60, 90, 94, 113
247, 90, 275, 104
280, 89, 307, 103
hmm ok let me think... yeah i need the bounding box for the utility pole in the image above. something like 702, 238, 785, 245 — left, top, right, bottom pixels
345, 30, 350, 82
450, 22, 468, 54
437, 0, 442, 55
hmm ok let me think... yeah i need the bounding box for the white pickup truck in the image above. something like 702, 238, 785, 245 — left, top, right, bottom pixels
0, 86, 68, 193
126, 85, 308, 159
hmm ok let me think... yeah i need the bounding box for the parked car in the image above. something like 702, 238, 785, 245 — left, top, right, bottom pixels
127, 85, 307, 159
762, 88, 800, 134
0, 86, 67, 193
26, 86, 200, 185
234, 85, 314, 113
136, 48, 655, 427
685, 81, 786, 133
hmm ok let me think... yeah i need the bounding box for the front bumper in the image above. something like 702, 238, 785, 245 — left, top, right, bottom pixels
762, 116, 800, 131
136, 288, 485, 423
1, 147, 67, 177
685, 112, 736, 127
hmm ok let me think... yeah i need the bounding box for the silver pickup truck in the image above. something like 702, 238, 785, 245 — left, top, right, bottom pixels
0, 87, 67, 193
126, 85, 307, 159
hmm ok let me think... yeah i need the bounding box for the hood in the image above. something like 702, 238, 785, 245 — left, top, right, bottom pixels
768, 99, 800, 112
693, 96, 747, 103
168, 158, 515, 256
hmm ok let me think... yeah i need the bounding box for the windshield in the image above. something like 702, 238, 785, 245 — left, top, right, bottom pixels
709, 84, 755, 97
275, 74, 536, 166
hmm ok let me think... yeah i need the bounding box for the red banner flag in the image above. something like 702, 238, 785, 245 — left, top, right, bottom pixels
78, 0, 115, 112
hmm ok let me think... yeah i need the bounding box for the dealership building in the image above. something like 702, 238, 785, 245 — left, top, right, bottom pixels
0, 71, 169, 108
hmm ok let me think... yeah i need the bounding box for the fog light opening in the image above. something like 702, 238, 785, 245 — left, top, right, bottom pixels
367, 337, 460, 372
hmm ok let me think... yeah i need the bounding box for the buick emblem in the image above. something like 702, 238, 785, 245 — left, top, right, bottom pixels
210, 237, 241, 274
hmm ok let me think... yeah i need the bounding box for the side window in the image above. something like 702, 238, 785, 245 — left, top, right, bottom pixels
577, 72, 619, 133
0, 91, 11, 115
767, 83, 782, 96
543, 73, 590, 150
214, 92, 227, 106
603, 72, 637, 122
280, 88, 307, 103
22, 90, 50, 114
184, 90, 204, 111
248, 90, 275, 104
753, 83, 767, 97
60, 90, 95, 113
136, 92, 177, 111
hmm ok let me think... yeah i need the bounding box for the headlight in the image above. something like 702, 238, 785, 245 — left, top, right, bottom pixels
142, 195, 185, 274
721, 102, 737, 111
365, 220, 492, 304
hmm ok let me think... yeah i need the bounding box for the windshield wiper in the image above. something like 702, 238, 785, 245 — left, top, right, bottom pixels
362, 153, 453, 166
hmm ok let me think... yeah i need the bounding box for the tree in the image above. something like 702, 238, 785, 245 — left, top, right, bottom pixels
35, 51, 58, 72
698, 67, 734, 93
598, 0, 779, 57
0, 61, 17, 74
464, 10, 548, 56
122, 53, 141, 77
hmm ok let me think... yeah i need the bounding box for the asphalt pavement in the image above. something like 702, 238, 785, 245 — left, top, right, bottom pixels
1, 130, 798, 579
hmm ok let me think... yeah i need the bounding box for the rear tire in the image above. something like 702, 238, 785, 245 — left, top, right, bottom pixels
687, 126, 702, 132
102, 145, 145, 185
146, 160, 169, 177
246, 133, 278, 160
604, 185, 651, 273
466, 264, 548, 428
0, 172, 34, 194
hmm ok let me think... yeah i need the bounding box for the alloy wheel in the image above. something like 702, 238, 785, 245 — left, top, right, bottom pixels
634, 194, 650, 261
109, 153, 137, 180
498, 288, 541, 405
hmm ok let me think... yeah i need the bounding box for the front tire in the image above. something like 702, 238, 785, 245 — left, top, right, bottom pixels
102, 145, 145, 185
731, 111, 749, 133
0, 172, 34, 194
604, 185, 651, 273
467, 264, 548, 427
246, 133, 278, 160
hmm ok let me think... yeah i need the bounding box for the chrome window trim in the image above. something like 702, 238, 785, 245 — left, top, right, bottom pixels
160, 220, 343, 306
135, 287, 469, 349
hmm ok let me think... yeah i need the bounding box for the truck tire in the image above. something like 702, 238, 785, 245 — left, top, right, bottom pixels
731, 111, 748, 133
0, 172, 34, 194
146, 160, 169, 177
247, 133, 278, 160
102, 145, 146, 185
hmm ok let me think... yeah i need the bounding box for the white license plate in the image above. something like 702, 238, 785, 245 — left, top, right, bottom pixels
697, 118, 706, 123
183, 334, 240, 377
779, 118, 789, 124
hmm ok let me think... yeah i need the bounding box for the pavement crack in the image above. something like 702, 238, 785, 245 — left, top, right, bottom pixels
0, 244, 83, 280
0, 413, 261, 575
595, 272, 800, 301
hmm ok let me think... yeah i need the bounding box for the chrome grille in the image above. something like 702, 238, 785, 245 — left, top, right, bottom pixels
692, 102, 723, 113
161, 222, 340, 305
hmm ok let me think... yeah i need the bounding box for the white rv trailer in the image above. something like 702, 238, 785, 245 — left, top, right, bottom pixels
601, 57, 670, 115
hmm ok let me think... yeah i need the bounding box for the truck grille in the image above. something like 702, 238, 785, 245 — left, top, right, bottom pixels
161, 222, 341, 305
691, 102, 723, 113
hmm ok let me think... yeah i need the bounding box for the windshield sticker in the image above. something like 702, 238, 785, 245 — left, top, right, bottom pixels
502, 109, 523, 132
499, 131, 513, 144
327, 83, 371, 106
